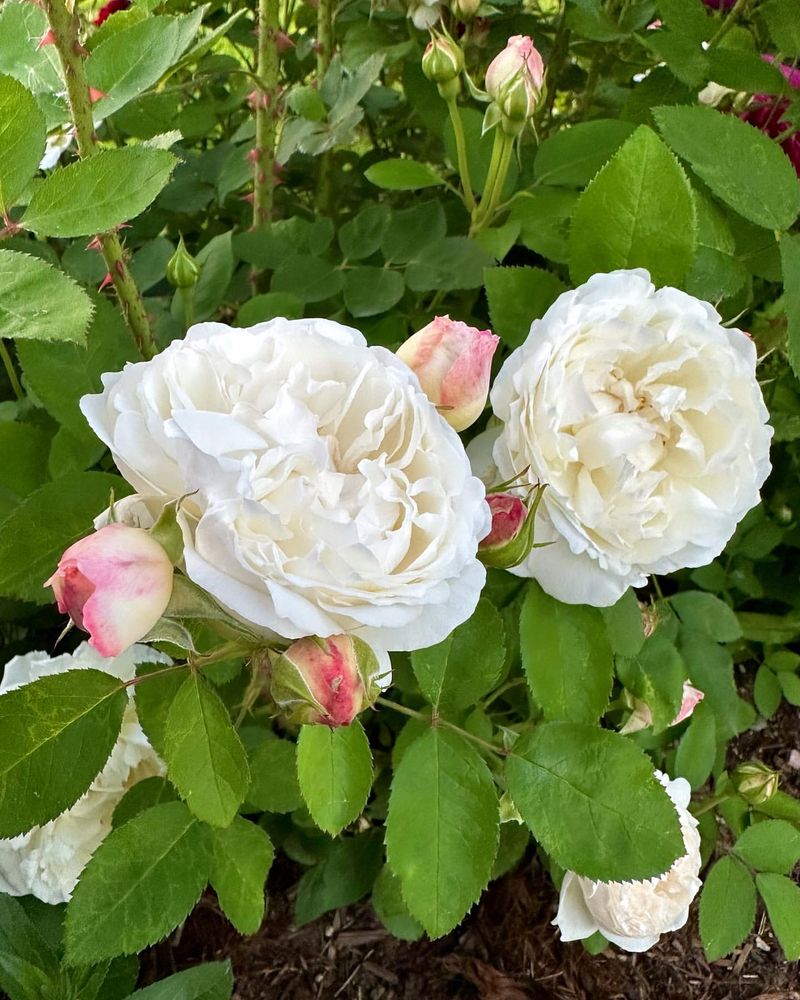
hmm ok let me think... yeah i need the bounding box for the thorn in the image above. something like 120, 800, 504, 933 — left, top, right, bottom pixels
276, 31, 294, 53
247, 89, 270, 111
241, 192, 254, 205
246, 147, 261, 164
89, 87, 106, 103
98, 272, 114, 292
37, 28, 56, 48
73, 40, 89, 57
86, 235, 103, 251
114, 259, 126, 277
257, 170, 266, 184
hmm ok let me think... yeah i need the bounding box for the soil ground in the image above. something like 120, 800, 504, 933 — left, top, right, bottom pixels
141, 703, 800, 1000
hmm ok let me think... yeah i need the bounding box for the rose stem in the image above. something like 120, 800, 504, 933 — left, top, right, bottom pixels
446, 96, 476, 212
0, 342, 24, 401
376, 696, 509, 757
41, 0, 158, 361
252, 0, 280, 228
314, 0, 336, 217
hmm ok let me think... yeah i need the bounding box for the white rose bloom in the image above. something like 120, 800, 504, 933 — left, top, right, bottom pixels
407, 0, 443, 29
80, 319, 490, 653
0, 642, 168, 904
479, 269, 772, 606
553, 772, 702, 952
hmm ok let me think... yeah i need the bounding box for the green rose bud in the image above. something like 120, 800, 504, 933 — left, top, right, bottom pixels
166, 236, 201, 289
421, 35, 464, 87
732, 762, 780, 806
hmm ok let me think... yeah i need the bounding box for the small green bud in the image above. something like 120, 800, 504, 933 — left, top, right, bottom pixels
732, 762, 780, 806
166, 236, 200, 289
451, 0, 480, 20
421, 35, 464, 86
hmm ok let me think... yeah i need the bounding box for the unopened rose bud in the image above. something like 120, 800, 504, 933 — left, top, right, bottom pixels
396, 316, 499, 432
45, 524, 174, 657
672, 683, 704, 726
732, 762, 780, 805
451, 0, 481, 20
166, 236, 200, 289
485, 35, 545, 131
478, 493, 528, 567
270, 635, 381, 727
421, 36, 464, 89
621, 681, 704, 735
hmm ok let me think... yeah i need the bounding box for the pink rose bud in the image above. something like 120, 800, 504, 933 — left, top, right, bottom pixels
396, 316, 499, 432
672, 683, 704, 726
485, 35, 545, 125
270, 635, 381, 727
45, 523, 174, 657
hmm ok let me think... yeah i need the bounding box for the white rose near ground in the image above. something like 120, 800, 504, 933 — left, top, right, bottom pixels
477, 269, 773, 605
80, 318, 490, 653
553, 772, 702, 952
0, 643, 167, 904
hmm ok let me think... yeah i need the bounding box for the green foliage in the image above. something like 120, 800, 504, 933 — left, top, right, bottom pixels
124, 962, 233, 1000
364, 159, 444, 190
296, 722, 373, 835
699, 856, 756, 961
506, 723, 684, 881
386, 727, 499, 938
210, 818, 274, 935
163, 673, 250, 827
0, 669, 126, 837
483, 267, 565, 347
294, 830, 383, 926
521, 582, 613, 724
246, 733, 303, 814
64, 802, 211, 963
0, 75, 45, 212
756, 873, 800, 960
569, 126, 696, 285
0, 250, 93, 344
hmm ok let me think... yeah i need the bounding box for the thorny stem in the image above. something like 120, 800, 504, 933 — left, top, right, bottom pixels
315, 0, 335, 216
446, 97, 476, 212
41, 0, 157, 360
376, 697, 509, 757
0, 342, 24, 401
252, 0, 280, 228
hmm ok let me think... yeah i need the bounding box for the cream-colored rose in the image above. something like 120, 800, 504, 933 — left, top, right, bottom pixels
81, 318, 490, 654
0, 643, 167, 904
479, 269, 772, 606
553, 772, 702, 952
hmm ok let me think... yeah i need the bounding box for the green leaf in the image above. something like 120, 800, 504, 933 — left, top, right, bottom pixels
236, 292, 303, 327
343, 266, 404, 317
294, 829, 383, 926
761, 0, 800, 56
734, 820, 800, 874
778, 671, 800, 707
371, 866, 423, 941
0, 74, 45, 212
686, 190, 748, 301
0, 421, 50, 516
364, 158, 444, 191
505, 722, 684, 881
112, 776, 178, 828
210, 817, 274, 935
133, 662, 186, 758
520, 582, 613, 724
17, 296, 136, 436
780, 233, 800, 380
0, 3, 64, 105
22, 147, 177, 237
0, 249, 94, 344
386, 727, 499, 938
678, 631, 754, 740
534, 119, 636, 187
674, 701, 716, 789
0, 471, 131, 604
123, 962, 233, 1000
163, 673, 250, 827
338, 203, 391, 260
600, 588, 645, 659
192, 231, 234, 322
655, 105, 800, 231
87, 12, 204, 119
756, 873, 800, 960
296, 721, 373, 836
0, 667, 126, 838
483, 266, 565, 348
246, 733, 303, 814
381, 201, 446, 264
569, 125, 696, 286
405, 237, 493, 292
617, 633, 686, 733
270, 255, 343, 303
670, 592, 742, 642
64, 802, 211, 963
0, 895, 62, 999
699, 856, 756, 961
411, 598, 505, 714
510, 188, 578, 264
754, 665, 782, 719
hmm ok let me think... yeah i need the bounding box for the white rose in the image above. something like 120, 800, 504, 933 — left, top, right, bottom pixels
81, 318, 490, 653
408, 0, 442, 29
479, 269, 772, 606
0, 642, 168, 904
553, 771, 702, 952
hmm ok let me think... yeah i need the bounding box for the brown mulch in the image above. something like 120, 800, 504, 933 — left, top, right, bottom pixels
141, 702, 800, 1000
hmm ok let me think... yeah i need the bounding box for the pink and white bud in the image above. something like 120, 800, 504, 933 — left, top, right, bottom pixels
621, 682, 704, 734
45, 523, 174, 658
396, 316, 499, 432
270, 635, 381, 727
485, 35, 545, 124
672, 683, 704, 726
